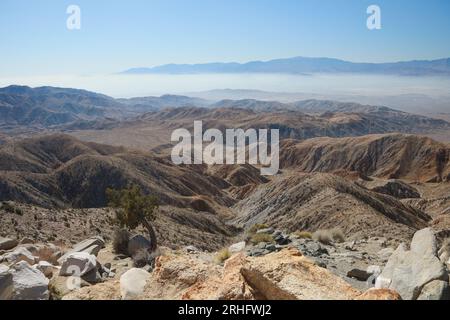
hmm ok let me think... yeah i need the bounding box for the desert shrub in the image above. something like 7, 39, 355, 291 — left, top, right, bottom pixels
113, 229, 130, 255
215, 248, 231, 264
313, 230, 333, 245
1, 202, 23, 215
330, 228, 345, 243
250, 233, 275, 245
247, 223, 269, 235
292, 231, 312, 239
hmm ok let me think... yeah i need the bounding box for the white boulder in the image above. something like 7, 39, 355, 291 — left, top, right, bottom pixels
10, 261, 49, 300
120, 268, 150, 300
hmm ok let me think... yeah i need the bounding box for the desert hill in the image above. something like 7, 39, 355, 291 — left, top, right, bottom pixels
0, 134, 235, 212
232, 172, 431, 241
280, 134, 450, 183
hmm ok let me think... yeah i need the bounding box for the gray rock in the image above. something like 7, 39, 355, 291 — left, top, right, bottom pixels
3, 247, 36, 265
184, 245, 199, 254
0, 265, 13, 300
128, 235, 151, 257
410, 228, 438, 257
228, 241, 246, 253
10, 261, 49, 300
0, 237, 18, 251
19, 238, 34, 245
347, 269, 371, 281
120, 268, 150, 300
417, 280, 450, 300
59, 252, 97, 277
247, 249, 270, 257
57, 237, 105, 264
265, 244, 277, 252
34, 261, 56, 278
81, 268, 102, 284
376, 228, 448, 300
295, 240, 328, 257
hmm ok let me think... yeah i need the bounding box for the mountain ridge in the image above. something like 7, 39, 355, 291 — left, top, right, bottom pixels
122, 56, 450, 76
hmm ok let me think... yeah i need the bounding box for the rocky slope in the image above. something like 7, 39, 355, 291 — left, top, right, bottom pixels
280, 134, 450, 183
233, 172, 430, 242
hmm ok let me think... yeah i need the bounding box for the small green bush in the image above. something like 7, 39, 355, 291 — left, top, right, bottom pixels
250, 233, 275, 245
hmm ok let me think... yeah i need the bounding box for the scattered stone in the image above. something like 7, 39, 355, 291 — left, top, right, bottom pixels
347, 269, 371, 281
34, 261, 56, 278
120, 268, 150, 300
0, 237, 18, 251
3, 247, 36, 265
57, 237, 105, 264
228, 241, 246, 254
59, 252, 97, 277
417, 280, 450, 300
0, 265, 13, 300
10, 261, 49, 300
128, 235, 151, 257
185, 245, 199, 254
114, 254, 128, 260
19, 238, 34, 245
376, 228, 448, 300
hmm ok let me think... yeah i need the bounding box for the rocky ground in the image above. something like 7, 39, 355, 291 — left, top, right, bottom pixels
1, 225, 449, 300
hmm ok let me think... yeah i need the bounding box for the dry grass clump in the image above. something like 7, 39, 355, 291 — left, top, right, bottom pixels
313, 228, 346, 244
215, 248, 231, 264
250, 233, 275, 245
247, 223, 269, 235
292, 231, 313, 239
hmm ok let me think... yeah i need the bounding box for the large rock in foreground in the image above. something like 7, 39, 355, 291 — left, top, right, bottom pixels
10, 261, 49, 300
120, 268, 150, 300
59, 252, 97, 277
0, 265, 13, 300
240, 248, 360, 300
376, 228, 448, 300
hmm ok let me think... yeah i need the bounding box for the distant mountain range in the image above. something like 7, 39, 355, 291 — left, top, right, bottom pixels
1, 85, 450, 140
121, 56, 450, 76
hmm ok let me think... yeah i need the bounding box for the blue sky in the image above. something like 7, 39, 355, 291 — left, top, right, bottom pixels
0, 0, 449, 76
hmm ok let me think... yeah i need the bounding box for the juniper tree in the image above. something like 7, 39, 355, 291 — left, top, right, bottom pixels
106, 185, 159, 252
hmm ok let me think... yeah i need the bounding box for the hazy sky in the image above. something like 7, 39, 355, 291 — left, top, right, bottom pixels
1, 0, 450, 76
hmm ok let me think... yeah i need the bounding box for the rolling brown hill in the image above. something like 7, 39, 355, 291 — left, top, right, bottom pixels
279, 134, 450, 183
232, 172, 431, 241
0, 134, 236, 213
